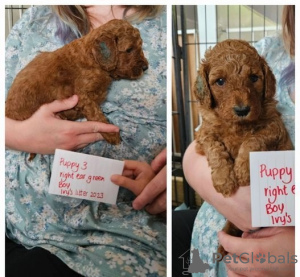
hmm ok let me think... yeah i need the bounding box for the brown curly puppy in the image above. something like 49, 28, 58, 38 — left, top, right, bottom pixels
194, 39, 293, 257
6, 19, 148, 152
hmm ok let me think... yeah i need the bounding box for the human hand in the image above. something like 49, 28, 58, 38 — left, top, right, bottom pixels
5, 95, 119, 154
136, 148, 166, 214
110, 160, 156, 206
111, 149, 166, 214
183, 141, 252, 231
218, 227, 295, 277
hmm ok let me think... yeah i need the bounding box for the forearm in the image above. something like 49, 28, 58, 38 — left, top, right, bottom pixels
5, 117, 28, 151
183, 141, 252, 231
5, 97, 120, 155
5, 117, 42, 153
182, 141, 213, 202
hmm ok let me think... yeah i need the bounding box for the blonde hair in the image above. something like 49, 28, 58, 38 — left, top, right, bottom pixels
52, 5, 164, 39
124, 6, 164, 22
282, 5, 295, 57
52, 6, 90, 37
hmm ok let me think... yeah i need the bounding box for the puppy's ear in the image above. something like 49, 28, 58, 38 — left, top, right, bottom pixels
93, 35, 117, 71
194, 64, 212, 108
262, 58, 276, 99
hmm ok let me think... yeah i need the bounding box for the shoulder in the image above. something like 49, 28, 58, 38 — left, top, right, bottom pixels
255, 35, 283, 57
135, 8, 166, 60
8, 6, 53, 33
6, 6, 58, 49
128, 9, 166, 81
254, 34, 288, 66
5, 6, 62, 95
255, 35, 292, 78
26, 5, 53, 19
7, 5, 62, 55
254, 34, 283, 53
134, 8, 166, 39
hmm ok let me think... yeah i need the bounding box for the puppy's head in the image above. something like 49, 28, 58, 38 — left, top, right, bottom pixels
89, 19, 148, 79
194, 39, 276, 123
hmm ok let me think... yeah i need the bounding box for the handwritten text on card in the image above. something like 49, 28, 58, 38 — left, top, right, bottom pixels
250, 151, 295, 227
49, 149, 124, 204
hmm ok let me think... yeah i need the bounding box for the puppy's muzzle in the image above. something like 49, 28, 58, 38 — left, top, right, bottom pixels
233, 105, 250, 117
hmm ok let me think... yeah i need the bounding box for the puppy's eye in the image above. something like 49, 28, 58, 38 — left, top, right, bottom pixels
215, 78, 225, 86
126, 47, 133, 53
250, 74, 259, 83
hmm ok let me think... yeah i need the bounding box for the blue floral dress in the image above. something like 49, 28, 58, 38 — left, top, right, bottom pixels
190, 35, 295, 277
5, 6, 166, 277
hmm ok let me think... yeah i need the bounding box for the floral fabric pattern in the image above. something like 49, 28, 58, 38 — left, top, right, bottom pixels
191, 35, 295, 277
5, 6, 166, 277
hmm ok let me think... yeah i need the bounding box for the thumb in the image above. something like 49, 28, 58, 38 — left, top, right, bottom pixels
218, 231, 258, 256
45, 95, 79, 113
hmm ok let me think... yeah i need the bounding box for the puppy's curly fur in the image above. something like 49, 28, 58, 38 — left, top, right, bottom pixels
6, 19, 148, 155
194, 39, 293, 257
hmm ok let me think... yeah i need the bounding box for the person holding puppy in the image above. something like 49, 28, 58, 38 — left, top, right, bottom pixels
182, 5, 295, 277
5, 5, 166, 277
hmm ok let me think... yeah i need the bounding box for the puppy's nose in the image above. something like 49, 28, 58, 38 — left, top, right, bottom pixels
234, 105, 250, 117
142, 65, 148, 72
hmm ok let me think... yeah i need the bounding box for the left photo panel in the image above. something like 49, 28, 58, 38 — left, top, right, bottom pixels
5, 5, 167, 277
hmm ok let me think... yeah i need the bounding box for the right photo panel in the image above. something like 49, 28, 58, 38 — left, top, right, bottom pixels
172, 5, 295, 277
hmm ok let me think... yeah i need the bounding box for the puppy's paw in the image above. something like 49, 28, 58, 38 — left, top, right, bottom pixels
214, 180, 238, 197
234, 162, 250, 187
101, 132, 121, 145
212, 167, 238, 197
